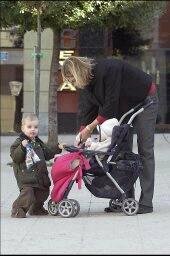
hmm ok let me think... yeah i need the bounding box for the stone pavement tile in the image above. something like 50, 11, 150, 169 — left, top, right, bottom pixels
137, 215, 170, 254
2, 216, 84, 254
77, 215, 143, 254
79, 238, 143, 255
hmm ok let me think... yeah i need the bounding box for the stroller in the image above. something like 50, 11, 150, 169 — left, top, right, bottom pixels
48, 99, 153, 218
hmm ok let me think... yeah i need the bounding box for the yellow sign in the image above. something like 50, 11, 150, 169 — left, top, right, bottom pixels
58, 50, 76, 91
58, 81, 76, 91
59, 50, 74, 66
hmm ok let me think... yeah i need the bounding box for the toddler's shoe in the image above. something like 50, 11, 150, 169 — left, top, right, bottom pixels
29, 207, 48, 215
11, 208, 26, 218
137, 204, 153, 214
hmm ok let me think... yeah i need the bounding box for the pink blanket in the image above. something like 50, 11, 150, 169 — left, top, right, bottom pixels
51, 152, 91, 203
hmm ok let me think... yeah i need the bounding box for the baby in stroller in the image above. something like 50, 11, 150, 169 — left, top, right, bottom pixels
84, 118, 119, 152
48, 101, 153, 218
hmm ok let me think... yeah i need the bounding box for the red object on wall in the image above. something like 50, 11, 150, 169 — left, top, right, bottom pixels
57, 91, 79, 113
159, 2, 170, 48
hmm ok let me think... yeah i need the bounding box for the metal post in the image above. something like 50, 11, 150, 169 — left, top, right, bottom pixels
34, 12, 41, 117
33, 45, 37, 115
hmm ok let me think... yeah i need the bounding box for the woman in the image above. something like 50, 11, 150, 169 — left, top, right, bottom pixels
61, 56, 158, 214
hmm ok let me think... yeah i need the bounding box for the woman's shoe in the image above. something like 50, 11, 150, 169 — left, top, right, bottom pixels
104, 205, 122, 213
137, 204, 153, 214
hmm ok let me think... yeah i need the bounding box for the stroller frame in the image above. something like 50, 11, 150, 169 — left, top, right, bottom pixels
98, 100, 153, 197
48, 99, 153, 218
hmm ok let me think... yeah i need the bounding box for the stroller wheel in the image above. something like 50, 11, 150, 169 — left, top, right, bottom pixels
69, 199, 80, 217
48, 199, 59, 216
58, 199, 76, 218
108, 199, 122, 212
121, 198, 139, 216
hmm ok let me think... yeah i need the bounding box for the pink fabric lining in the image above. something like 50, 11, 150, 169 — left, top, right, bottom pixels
148, 82, 157, 95
51, 152, 91, 203
96, 115, 107, 124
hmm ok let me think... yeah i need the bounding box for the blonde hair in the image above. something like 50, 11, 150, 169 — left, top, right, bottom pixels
61, 56, 95, 88
22, 113, 39, 126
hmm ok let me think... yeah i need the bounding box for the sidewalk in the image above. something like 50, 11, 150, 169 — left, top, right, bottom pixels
1, 134, 170, 255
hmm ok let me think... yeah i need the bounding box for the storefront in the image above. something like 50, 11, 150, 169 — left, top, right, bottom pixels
0, 47, 23, 133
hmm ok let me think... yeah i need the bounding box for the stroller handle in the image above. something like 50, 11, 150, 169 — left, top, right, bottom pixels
127, 100, 154, 125
63, 145, 80, 152
63, 145, 112, 157
119, 100, 154, 125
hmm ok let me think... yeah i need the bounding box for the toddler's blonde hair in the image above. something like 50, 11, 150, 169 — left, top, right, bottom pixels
22, 113, 39, 126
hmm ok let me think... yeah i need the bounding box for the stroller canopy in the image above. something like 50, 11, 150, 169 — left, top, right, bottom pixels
107, 124, 132, 158
51, 152, 91, 203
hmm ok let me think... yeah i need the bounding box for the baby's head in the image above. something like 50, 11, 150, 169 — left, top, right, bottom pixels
99, 118, 119, 140
21, 113, 39, 140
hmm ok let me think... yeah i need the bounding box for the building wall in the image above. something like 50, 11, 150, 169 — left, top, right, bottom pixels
23, 27, 108, 134
22, 17, 170, 134
23, 28, 53, 134
158, 1, 170, 123
0, 95, 15, 132
0, 30, 13, 48
0, 48, 23, 133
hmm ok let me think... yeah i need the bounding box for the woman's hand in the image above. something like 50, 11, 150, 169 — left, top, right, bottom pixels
75, 128, 91, 146
79, 127, 92, 143
75, 119, 99, 146
85, 137, 92, 148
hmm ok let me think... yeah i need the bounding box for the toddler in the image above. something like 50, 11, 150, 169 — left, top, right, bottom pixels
10, 113, 62, 218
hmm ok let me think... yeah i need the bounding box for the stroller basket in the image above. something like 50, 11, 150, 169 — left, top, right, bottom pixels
83, 151, 142, 199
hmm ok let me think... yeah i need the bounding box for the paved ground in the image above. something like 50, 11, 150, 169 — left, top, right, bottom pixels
1, 134, 170, 255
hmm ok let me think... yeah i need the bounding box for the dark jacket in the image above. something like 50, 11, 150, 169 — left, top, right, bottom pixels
10, 133, 62, 190
78, 58, 152, 126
